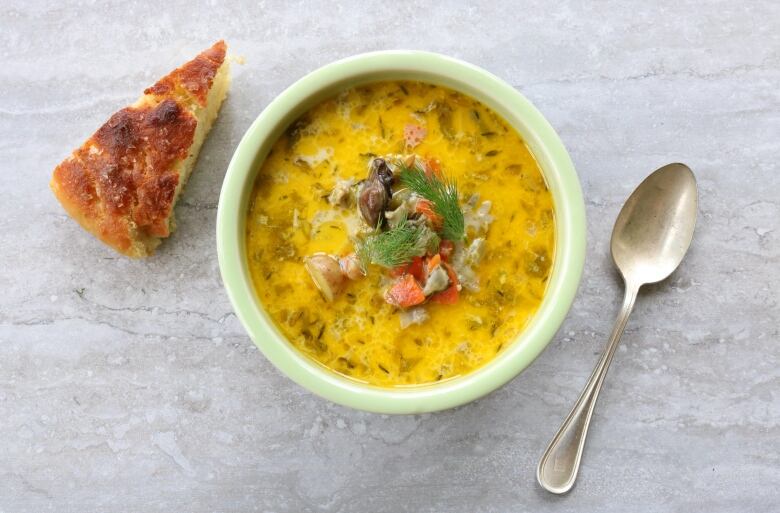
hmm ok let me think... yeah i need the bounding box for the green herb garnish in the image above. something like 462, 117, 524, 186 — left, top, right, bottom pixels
356, 216, 437, 269
399, 166, 465, 241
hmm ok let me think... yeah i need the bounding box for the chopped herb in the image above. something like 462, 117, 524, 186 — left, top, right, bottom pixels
285, 115, 310, 150
74, 288, 85, 299
379, 116, 386, 139
481, 131, 497, 137
378, 363, 390, 374
399, 84, 409, 95
437, 102, 455, 140
485, 150, 500, 157
338, 357, 356, 369
288, 310, 304, 325
399, 166, 465, 241
355, 215, 434, 269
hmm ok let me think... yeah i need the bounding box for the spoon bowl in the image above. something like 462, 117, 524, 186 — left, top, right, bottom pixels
611, 163, 698, 286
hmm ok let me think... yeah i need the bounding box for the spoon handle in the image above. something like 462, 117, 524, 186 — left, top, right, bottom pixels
537, 282, 639, 494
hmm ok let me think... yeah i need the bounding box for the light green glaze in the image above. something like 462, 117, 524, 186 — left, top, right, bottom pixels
216, 51, 586, 414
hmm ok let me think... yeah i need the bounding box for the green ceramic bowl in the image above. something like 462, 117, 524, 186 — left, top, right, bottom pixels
217, 51, 585, 414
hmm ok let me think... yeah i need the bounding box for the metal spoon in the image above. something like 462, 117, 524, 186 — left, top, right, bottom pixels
537, 163, 698, 494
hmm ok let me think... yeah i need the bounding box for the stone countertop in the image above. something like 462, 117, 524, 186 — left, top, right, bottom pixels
1, 1, 778, 511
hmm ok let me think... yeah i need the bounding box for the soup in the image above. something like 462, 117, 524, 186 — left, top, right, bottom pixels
246, 81, 554, 387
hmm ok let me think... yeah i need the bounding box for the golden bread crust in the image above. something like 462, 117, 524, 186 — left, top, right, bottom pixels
50, 41, 227, 257
144, 41, 227, 106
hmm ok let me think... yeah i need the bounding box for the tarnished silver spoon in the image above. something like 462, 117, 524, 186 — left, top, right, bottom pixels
537, 163, 698, 494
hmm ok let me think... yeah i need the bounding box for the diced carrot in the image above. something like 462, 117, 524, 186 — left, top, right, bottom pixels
425, 157, 442, 178
385, 274, 426, 308
424, 254, 441, 283
439, 240, 454, 262
430, 263, 459, 305
416, 199, 443, 230
427, 253, 441, 271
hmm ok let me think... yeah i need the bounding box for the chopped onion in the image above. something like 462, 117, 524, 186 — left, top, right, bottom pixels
399, 307, 429, 329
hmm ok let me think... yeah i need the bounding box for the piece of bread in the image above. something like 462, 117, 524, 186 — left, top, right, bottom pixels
50, 40, 230, 257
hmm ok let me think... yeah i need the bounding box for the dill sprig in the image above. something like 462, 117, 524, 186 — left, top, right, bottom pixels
355, 216, 435, 269
399, 166, 465, 241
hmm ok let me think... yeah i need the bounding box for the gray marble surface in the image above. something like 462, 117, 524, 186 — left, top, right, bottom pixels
1, 1, 778, 511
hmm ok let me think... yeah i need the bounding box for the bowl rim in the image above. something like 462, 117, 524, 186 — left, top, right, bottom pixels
217, 50, 585, 414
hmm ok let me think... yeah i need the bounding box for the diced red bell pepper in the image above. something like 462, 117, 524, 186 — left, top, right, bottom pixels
390, 256, 425, 281
385, 274, 426, 308
430, 263, 459, 305
407, 257, 425, 281
389, 265, 404, 278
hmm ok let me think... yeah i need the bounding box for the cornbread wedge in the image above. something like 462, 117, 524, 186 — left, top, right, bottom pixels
50, 40, 230, 257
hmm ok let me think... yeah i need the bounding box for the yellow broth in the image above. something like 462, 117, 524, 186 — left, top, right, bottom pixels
246, 81, 555, 386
